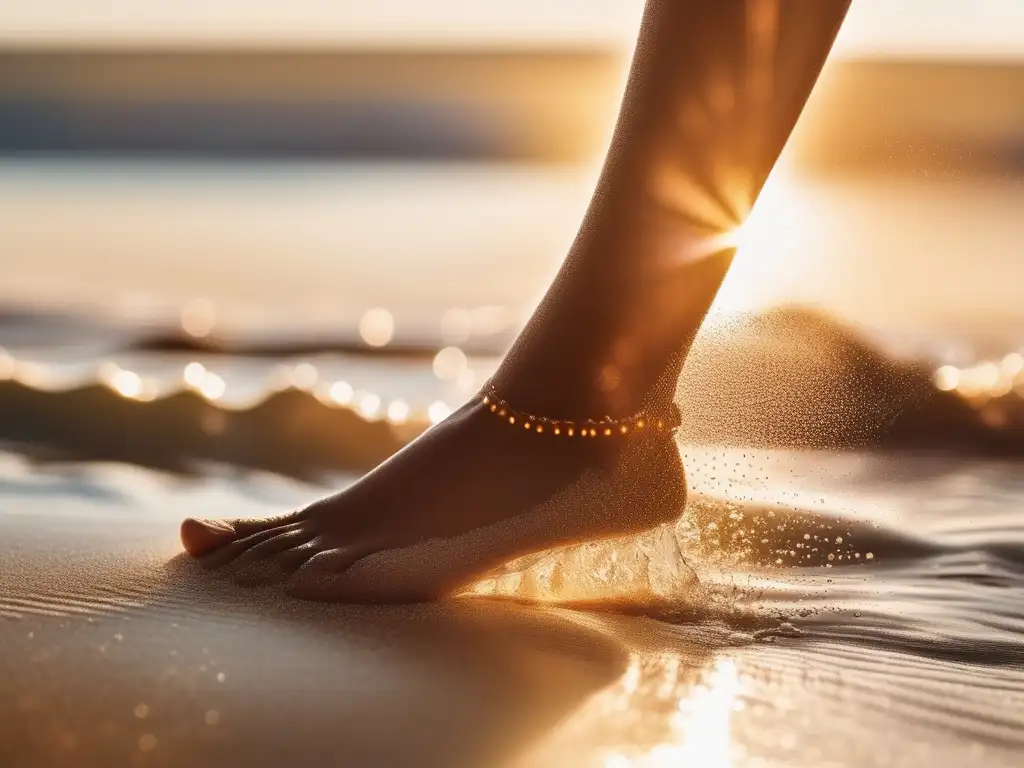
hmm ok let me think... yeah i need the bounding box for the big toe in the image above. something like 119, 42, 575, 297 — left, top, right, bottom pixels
180, 517, 236, 557
181, 511, 304, 557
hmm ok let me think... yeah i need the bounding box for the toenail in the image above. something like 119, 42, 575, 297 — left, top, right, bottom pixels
181, 518, 238, 557
196, 518, 234, 533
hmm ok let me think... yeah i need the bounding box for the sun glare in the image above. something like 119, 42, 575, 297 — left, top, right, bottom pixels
708, 169, 810, 316
567, 654, 742, 768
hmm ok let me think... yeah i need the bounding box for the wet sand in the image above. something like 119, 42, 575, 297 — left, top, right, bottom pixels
0, 497, 630, 767
1, 456, 1022, 767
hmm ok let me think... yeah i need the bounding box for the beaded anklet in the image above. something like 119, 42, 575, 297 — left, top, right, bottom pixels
478, 386, 678, 438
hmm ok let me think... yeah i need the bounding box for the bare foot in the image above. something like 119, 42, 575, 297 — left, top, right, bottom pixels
181, 397, 685, 602
178, 0, 851, 602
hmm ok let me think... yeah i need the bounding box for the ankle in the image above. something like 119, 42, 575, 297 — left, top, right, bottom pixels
470, 384, 680, 474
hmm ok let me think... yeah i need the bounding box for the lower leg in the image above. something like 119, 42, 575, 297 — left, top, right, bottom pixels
181, 0, 851, 602
492, 0, 851, 421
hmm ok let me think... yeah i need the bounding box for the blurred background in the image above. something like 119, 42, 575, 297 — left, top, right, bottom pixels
1, 0, 1023, 473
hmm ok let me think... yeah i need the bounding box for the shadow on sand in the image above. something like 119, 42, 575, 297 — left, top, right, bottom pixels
4, 550, 640, 768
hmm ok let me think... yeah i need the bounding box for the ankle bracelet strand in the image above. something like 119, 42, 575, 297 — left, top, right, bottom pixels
478, 387, 677, 438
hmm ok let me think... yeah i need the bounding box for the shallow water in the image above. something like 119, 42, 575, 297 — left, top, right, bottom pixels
477, 447, 1024, 654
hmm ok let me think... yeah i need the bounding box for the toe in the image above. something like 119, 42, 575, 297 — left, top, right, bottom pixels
287, 538, 479, 603
274, 539, 325, 573
285, 546, 367, 601
300, 547, 363, 575
180, 511, 302, 557
180, 518, 235, 557
198, 523, 303, 569
230, 527, 316, 572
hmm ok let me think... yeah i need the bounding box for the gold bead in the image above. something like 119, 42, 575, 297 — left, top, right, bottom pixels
479, 392, 661, 442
